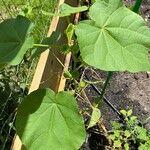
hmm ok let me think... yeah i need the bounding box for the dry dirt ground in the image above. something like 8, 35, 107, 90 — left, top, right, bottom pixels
102, 72, 150, 130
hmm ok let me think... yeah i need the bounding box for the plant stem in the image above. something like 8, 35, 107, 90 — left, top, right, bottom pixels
66, 16, 70, 24
132, 0, 143, 13
98, 71, 113, 107
33, 43, 49, 47
85, 74, 125, 120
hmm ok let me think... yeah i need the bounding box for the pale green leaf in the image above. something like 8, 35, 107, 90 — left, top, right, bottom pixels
79, 81, 86, 88
42, 3, 88, 17
114, 130, 120, 137
130, 116, 137, 121
111, 121, 121, 130
88, 107, 101, 129
124, 130, 131, 138
65, 23, 75, 45
127, 109, 132, 116
139, 144, 149, 150
124, 143, 129, 150
15, 88, 86, 150
139, 140, 150, 150
113, 140, 122, 148
136, 126, 149, 141
60, 3, 88, 17
41, 10, 56, 16
0, 15, 34, 69
108, 134, 116, 140
120, 110, 127, 116
75, 0, 150, 72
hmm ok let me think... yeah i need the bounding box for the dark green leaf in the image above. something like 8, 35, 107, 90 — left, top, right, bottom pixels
64, 70, 72, 79
0, 15, 34, 69
60, 44, 71, 54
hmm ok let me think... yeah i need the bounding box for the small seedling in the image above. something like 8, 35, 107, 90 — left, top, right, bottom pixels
108, 109, 150, 150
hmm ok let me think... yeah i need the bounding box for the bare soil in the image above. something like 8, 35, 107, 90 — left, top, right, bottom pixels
84, 70, 150, 130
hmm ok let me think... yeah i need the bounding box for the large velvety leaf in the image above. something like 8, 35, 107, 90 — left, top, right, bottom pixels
0, 15, 34, 69
75, 0, 150, 72
15, 88, 86, 150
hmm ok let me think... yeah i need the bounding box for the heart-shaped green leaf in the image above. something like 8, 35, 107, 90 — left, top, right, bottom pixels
0, 15, 34, 69
15, 88, 86, 150
75, 0, 150, 72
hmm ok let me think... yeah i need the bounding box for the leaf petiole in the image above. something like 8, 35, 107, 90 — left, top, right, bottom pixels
33, 43, 50, 47
97, 71, 113, 107
132, 0, 143, 13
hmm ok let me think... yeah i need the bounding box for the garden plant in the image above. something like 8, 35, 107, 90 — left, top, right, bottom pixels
0, 0, 56, 149
109, 109, 150, 149
0, 0, 150, 149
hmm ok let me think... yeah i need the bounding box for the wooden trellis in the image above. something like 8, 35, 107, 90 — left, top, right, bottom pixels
11, 0, 78, 149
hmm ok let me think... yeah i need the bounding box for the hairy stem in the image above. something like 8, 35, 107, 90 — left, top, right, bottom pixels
33, 43, 49, 47
132, 0, 143, 13
97, 71, 113, 107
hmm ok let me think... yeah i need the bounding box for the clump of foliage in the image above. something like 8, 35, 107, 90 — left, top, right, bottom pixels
0, 0, 56, 149
0, 0, 150, 149
108, 109, 150, 150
